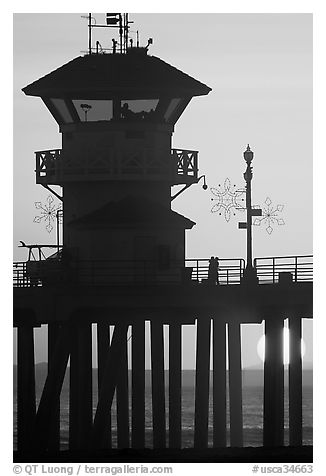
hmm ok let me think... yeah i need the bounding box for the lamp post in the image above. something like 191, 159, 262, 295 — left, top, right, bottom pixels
244, 145, 254, 275
80, 103, 92, 122
239, 145, 261, 283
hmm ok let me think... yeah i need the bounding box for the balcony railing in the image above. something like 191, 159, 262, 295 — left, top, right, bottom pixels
35, 148, 198, 184
172, 149, 198, 181
35, 149, 61, 183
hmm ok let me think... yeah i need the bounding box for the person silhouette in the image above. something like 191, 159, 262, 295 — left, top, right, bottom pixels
215, 256, 220, 285
121, 102, 134, 120
208, 256, 219, 285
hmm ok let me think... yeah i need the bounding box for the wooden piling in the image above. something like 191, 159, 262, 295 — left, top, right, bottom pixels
213, 319, 227, 447
194, 317, 211, 449
32, 323, 71, 451
117, 326, 129, 448
150, 320, 166, 448
90, 323, 128, 449
97, 322, 112, 448
47, 323, 61, 451
263, 317, 284, 446
69, 322, 93, 450
289, 316, 303, 446
169, 322, 182, 448
131, 320, 145, 448
17, 323, 36, 452
228, 321, 243, 447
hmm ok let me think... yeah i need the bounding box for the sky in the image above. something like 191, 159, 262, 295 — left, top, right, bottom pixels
12, 12, 313, 367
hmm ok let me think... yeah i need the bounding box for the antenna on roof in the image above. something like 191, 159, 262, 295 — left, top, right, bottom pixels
82, 13, 147, 55
88, 13, 94, 55
146, 38, 153, 51
81, 14, 95, 54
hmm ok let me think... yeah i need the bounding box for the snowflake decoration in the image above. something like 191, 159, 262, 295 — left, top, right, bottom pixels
33, 195, 62, 233
253, 197, 285, 234
210, 178, 245, 222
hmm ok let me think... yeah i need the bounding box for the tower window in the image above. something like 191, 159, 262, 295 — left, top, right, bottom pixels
72, 99, 113, 122
120, 99, 159, 121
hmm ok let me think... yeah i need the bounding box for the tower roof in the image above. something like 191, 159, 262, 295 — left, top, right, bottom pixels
22, 51, 211, 98
68, 196, 196, 230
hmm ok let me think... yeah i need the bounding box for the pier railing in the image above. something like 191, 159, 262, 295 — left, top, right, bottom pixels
13, 258, 245, 287
13, 256, 313, 288
254, 255, 313, 283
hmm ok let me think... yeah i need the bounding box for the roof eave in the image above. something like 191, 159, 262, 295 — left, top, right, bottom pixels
22, 85, 211, 98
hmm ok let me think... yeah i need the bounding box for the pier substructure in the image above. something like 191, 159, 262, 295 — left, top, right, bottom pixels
13, 280, 312, 458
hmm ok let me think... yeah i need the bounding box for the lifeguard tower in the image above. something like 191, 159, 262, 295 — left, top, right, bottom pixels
22, 15, 210, 284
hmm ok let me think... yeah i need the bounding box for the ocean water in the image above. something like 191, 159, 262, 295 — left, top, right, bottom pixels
13, 385, 313, 450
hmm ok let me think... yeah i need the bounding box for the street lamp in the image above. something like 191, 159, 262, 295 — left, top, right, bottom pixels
238, 145, 262, 283
80, 103, 92, 122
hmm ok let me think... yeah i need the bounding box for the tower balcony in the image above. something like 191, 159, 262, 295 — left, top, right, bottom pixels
35, 148, 198, 185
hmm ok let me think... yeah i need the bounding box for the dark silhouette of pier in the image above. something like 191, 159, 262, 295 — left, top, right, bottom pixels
13, 14, 312, 463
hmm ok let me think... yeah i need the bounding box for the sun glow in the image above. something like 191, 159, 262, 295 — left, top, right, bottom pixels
257, 327, 306, 365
